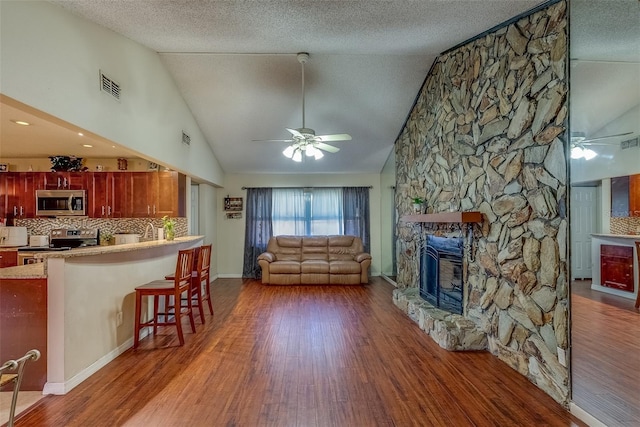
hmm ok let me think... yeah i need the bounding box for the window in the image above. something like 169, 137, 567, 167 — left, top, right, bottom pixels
272, 188, 344, 236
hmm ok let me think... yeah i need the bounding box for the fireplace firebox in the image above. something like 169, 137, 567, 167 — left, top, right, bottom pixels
420, 235, 463, 314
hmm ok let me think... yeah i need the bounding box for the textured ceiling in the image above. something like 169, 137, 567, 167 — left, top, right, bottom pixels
2, 0, 638, 173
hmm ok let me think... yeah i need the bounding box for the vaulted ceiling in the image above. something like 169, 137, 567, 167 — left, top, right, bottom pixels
1, 0, 638, 174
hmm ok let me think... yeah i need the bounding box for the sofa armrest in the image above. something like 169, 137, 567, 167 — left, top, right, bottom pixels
258, 252, 275, 263
354, 252, 372, 263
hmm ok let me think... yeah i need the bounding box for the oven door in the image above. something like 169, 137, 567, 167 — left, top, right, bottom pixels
18, 253, 44, 265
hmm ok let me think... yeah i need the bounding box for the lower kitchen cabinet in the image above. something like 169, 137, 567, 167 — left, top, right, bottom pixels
600, 244, 634, 292
0, 250, 18, 268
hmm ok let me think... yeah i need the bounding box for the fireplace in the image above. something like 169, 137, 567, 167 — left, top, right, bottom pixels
420, 235, 463, 314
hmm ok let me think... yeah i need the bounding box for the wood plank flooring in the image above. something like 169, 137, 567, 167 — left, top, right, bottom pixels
571, 280, 640, 426
14, 278, 584, 426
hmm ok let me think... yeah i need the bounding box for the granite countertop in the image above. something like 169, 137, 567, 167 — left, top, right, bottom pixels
591, 233, 640, 240
36, 235, 204, 259
0, 262, 46, 279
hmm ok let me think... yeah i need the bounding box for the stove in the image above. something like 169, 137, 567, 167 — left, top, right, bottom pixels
49, 228, 99, 248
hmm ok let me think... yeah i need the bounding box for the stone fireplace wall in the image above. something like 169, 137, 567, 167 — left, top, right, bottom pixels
394, 1, 569, 404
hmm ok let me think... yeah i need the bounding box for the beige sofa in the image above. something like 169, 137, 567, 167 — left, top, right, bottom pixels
257, 235, 372, 285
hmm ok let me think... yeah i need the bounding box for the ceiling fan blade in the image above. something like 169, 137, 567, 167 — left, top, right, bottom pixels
286, 128, 304, 138
315, 142, 340, 153
316, 133, 352, 142
582, 131, 633, 143
251, 139, 295, 143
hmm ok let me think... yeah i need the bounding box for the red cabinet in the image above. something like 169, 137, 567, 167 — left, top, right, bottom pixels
0, 250, 18, 268
40, 171, 87, 190
87, 172, 128, 218
128, 171, 182, 218
630, 174, 640, 217
1, 172, 36, 221
600, 244, 634, 292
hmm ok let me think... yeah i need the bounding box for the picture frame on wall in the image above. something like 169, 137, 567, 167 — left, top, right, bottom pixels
147, 161, 159, 171
0, 163, 8, 172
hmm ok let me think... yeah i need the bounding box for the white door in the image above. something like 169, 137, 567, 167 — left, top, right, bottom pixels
570, 186, 597, 280
190, 184, 199, 235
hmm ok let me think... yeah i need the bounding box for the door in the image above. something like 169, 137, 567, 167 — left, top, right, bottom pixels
570, 186, 597, 280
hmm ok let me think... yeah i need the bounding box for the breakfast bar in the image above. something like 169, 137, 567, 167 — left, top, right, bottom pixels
1, 236, 204, 395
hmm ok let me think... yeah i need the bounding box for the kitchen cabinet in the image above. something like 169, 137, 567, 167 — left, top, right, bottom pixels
600, 244, 634, 292
0, 250, 18, 268
87, 172, 128, 218
40, 171, 87, 190
2, 172, 36, 221
611, 176, 630, 217
128, 171, 183, 218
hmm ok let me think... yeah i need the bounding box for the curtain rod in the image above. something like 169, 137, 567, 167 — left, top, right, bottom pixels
241, 186, 373, 190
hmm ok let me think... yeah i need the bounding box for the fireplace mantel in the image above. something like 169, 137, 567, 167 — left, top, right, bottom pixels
400, 211, 482, 223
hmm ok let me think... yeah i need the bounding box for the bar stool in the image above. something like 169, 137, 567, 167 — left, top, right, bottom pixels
165, 244, 213, 324
134, 248, 195, 349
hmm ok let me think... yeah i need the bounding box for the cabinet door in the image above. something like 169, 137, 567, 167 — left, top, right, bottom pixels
0, 251, 18, 268
600, 245, 634, 292
0, 174, 7, 219
630, 174, 640, 217
17, 173, 36, 218
66, 172, 87, 190
129, 172, 156, 217
87, 172, 107, 218
155, 172, 178, 217
110, 173, 128, 218
4, 173, 20, 222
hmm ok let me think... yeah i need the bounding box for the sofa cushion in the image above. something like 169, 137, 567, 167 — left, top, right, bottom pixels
302, 236, 329, 261
269, 261, 301, 274
301, 259, 329, 273
329, 260, 362, 274
328, 235, 362, 261
270, 236, 302, 261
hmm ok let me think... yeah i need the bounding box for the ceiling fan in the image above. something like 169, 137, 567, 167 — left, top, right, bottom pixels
570, 131, 634, 160
253, 52, 352, 162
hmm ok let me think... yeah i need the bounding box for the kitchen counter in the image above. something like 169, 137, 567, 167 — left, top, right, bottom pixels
0, 262, 45, 279
591, 233, 640, 240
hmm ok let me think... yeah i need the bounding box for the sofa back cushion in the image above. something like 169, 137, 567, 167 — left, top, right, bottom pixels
328, 235, 364, 261
302, 236, 329, 261
269, 235, 302, 261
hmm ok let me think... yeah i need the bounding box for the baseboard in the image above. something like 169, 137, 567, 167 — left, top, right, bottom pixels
381, 275, 397, 286
570, 402, 607, 427
216, 273, 243, 278
43, 330, 150, 395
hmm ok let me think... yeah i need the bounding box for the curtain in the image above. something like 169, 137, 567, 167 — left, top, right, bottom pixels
311, 188, 343, 235
242, 188, 273, 278
343, 187, 370, 253
272, 188, 306, 235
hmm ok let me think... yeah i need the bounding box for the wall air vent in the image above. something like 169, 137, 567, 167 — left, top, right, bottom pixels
182, 131, 191, 146
100, 70, 121, 101
621, 137, 639, 150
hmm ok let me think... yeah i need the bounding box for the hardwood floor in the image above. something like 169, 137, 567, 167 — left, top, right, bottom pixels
15, 278, 584, 426
571, 280, 640, 426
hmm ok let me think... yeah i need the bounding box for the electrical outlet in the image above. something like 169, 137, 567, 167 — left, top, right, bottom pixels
557, 347, 566, 367
116, 311, 123, 326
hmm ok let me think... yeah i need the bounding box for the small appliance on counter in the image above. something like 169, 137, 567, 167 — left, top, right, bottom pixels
29, 235, 50, 248
0, 226, 28, 247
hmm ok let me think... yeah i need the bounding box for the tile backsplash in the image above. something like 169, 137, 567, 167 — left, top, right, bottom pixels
15, 217, 188, 239
610, 216, 640, 235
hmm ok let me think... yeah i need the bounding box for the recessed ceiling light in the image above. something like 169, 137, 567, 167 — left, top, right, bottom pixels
78, 132, 84, 136
82, 144, 93, 148
10, 119, 31, 126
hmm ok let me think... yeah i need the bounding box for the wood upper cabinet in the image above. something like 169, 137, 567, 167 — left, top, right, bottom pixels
86, 172, 126, 218
2, 172, 36, 220
128, 171, 182, 218
40, 171, 87, 190
630, 174, 640, 217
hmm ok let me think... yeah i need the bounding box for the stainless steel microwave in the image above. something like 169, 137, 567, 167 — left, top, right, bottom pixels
36, 189, 86, 216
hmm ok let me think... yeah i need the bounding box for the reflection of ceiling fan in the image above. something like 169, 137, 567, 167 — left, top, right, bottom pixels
570, 131, 634, 160
253, 52, 352, 162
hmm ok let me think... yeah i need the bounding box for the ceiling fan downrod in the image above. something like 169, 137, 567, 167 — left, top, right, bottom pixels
297, 52, 309, 130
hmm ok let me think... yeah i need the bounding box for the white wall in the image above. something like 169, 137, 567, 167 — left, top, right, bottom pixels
0, 1, 223, 186
198, 183, 219, 276
217, 174, 382, 277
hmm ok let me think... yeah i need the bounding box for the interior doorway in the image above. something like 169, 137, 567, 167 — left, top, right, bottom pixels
570, 186, 597, 280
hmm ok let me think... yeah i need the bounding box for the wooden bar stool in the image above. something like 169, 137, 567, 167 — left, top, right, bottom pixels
134, 248, 195, 349
165, 244, 213, 324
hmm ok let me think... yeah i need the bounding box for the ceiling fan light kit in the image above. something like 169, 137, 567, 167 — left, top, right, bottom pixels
255, 52, 352, 162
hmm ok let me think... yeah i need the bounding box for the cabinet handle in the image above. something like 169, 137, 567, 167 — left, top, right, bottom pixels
63, 177, 68, 188
13, 206, 17, 216
148, 205, 151, 215
58, 177, 61, 188
20, 206, 24, 216
108, 206, 112, 216
102, 206, 105, 216
153, 205, 156, 215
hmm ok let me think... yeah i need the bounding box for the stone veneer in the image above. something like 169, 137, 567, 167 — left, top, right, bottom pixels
394, 1, 569, 404
15, 217, 188, 239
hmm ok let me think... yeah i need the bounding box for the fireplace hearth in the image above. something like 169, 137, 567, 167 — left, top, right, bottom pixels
420, 235, 463, 315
